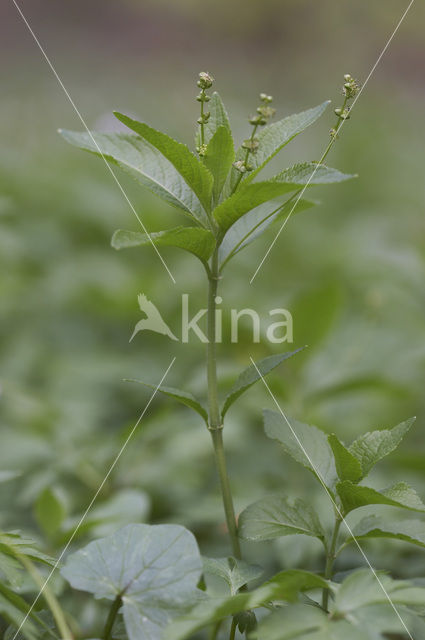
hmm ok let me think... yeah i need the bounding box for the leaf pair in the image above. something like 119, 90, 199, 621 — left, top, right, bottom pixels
129, 348, 303, 426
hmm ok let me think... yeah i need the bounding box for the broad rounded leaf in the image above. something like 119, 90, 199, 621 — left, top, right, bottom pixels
222, 350, 303, 418
61, 524, 203, 640
111, 227, 215, 263
336, 480, 425, 515
239, 494, 325, 542
264, 410, 337, 489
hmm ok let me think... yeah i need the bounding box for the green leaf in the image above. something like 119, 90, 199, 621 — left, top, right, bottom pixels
328, 435, 363, 483
239, 494, 325, 542
114, 113, 213, 215
264, 411, 337, 489
111, 226, 215, 263
221, 349, 303, 418
0, 584, 41, 640
164, 570, 328, 640
349, 515, 425, 549
214, 181, 304, 233
34, 487, 66, 537
203, 126, 234, 205
196, 92, 232, 147
225, 101, 329, 194
59, 129, 209, 226
334, 569, 425, 614
336, 480, 425, 515
219, 197, 316, 267
125, 379, 208, 424
202, 557, 263, 595
252, 604, 327, 640
348, 417, 415, 478
271, 162, 356, 186
61, 524, 203, 640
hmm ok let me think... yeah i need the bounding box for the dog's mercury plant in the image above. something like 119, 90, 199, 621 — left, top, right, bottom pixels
4, 73, 425, 640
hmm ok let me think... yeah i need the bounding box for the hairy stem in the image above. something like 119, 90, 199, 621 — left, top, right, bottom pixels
207, 247, 242, 559
322, 515, 342, 610
103, 595, 122, 640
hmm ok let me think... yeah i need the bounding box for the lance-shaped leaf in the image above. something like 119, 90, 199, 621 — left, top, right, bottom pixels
225, 101, 329, 194
202, 557, 263, 595
59, 130, 209, 226
114, 113, 213, 216
61, 524, 203, 640
219, 197, 316, 267
221, 349, 303, 418
271, 161, 356, 186
196, 92, 232, 148
125, 379, 208, 424
264, 410, 337, 490
111, 227, 215, 263
164, 570, 328, 640
214, 181, 303, 233
328, 434, 363, 483
203, 126, 235, 205
239, 494, 325, 543
336, 480, 425, 515
349, 515, 425, 550
348, 417, 415, 478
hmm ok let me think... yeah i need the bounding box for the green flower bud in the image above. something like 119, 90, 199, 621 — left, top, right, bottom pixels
233, 160, 247, 173
260, 93, 273, 103
242, 137, 259, 152
257, 105, 276, 119
197, 71, 214, 90
335, 107, 350, 120
249, 114, 267, 126
196, 93, 211, 102
198, 144, 207, 157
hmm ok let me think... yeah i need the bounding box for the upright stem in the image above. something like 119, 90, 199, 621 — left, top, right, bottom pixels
322, 514, 342, 611
103, 595, 122, 640
207, 248, 242, 560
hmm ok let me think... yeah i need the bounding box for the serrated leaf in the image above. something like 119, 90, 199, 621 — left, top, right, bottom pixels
164, 570, 328, 640
34, 487, 66, 537
125, 379, 208, 424
0, 532, 54, 570
219, 197, 315, 267
61, 524, 203, 640
59, 129, 209, 226
336, 480, 425, 515
348, 417, 415, 478
114, 113, 213, 215
111, 226, 215, 263
214, 181, 303, 233
202, 557, 263, 595
264, 410, 337, 489
349, 515, 425, 549
203, 126, 234, 205
196, 92, 232, 148
328, 435, 363, 483
222, 349, 303, 418
225, 101, 329, 195
239, 494, 325, 542
271, 162, 356, 186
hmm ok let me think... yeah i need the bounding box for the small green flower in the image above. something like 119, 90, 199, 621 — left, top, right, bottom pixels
197, 71, 214, 90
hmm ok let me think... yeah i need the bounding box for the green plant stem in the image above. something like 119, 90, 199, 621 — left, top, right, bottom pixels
322, 515, 342, 611
232, 123, 258, 194
103, 595, 122, 640
229, 618, 237, 640
207, 247, 242, 560
18, 554, 73, 639
320, 96, 348, 163
200, 89, 206, 147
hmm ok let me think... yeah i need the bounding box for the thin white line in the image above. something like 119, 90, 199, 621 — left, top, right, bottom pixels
11, 0, 176, 284
249, 356, 414, 640
250, 0, 415, 283
12, 357, 176, 640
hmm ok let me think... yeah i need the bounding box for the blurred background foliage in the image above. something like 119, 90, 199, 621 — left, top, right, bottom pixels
1, 0, 425, 635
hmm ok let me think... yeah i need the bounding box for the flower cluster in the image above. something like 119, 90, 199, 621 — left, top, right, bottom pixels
233, 93, 275, 174
330, 73, 360, 139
